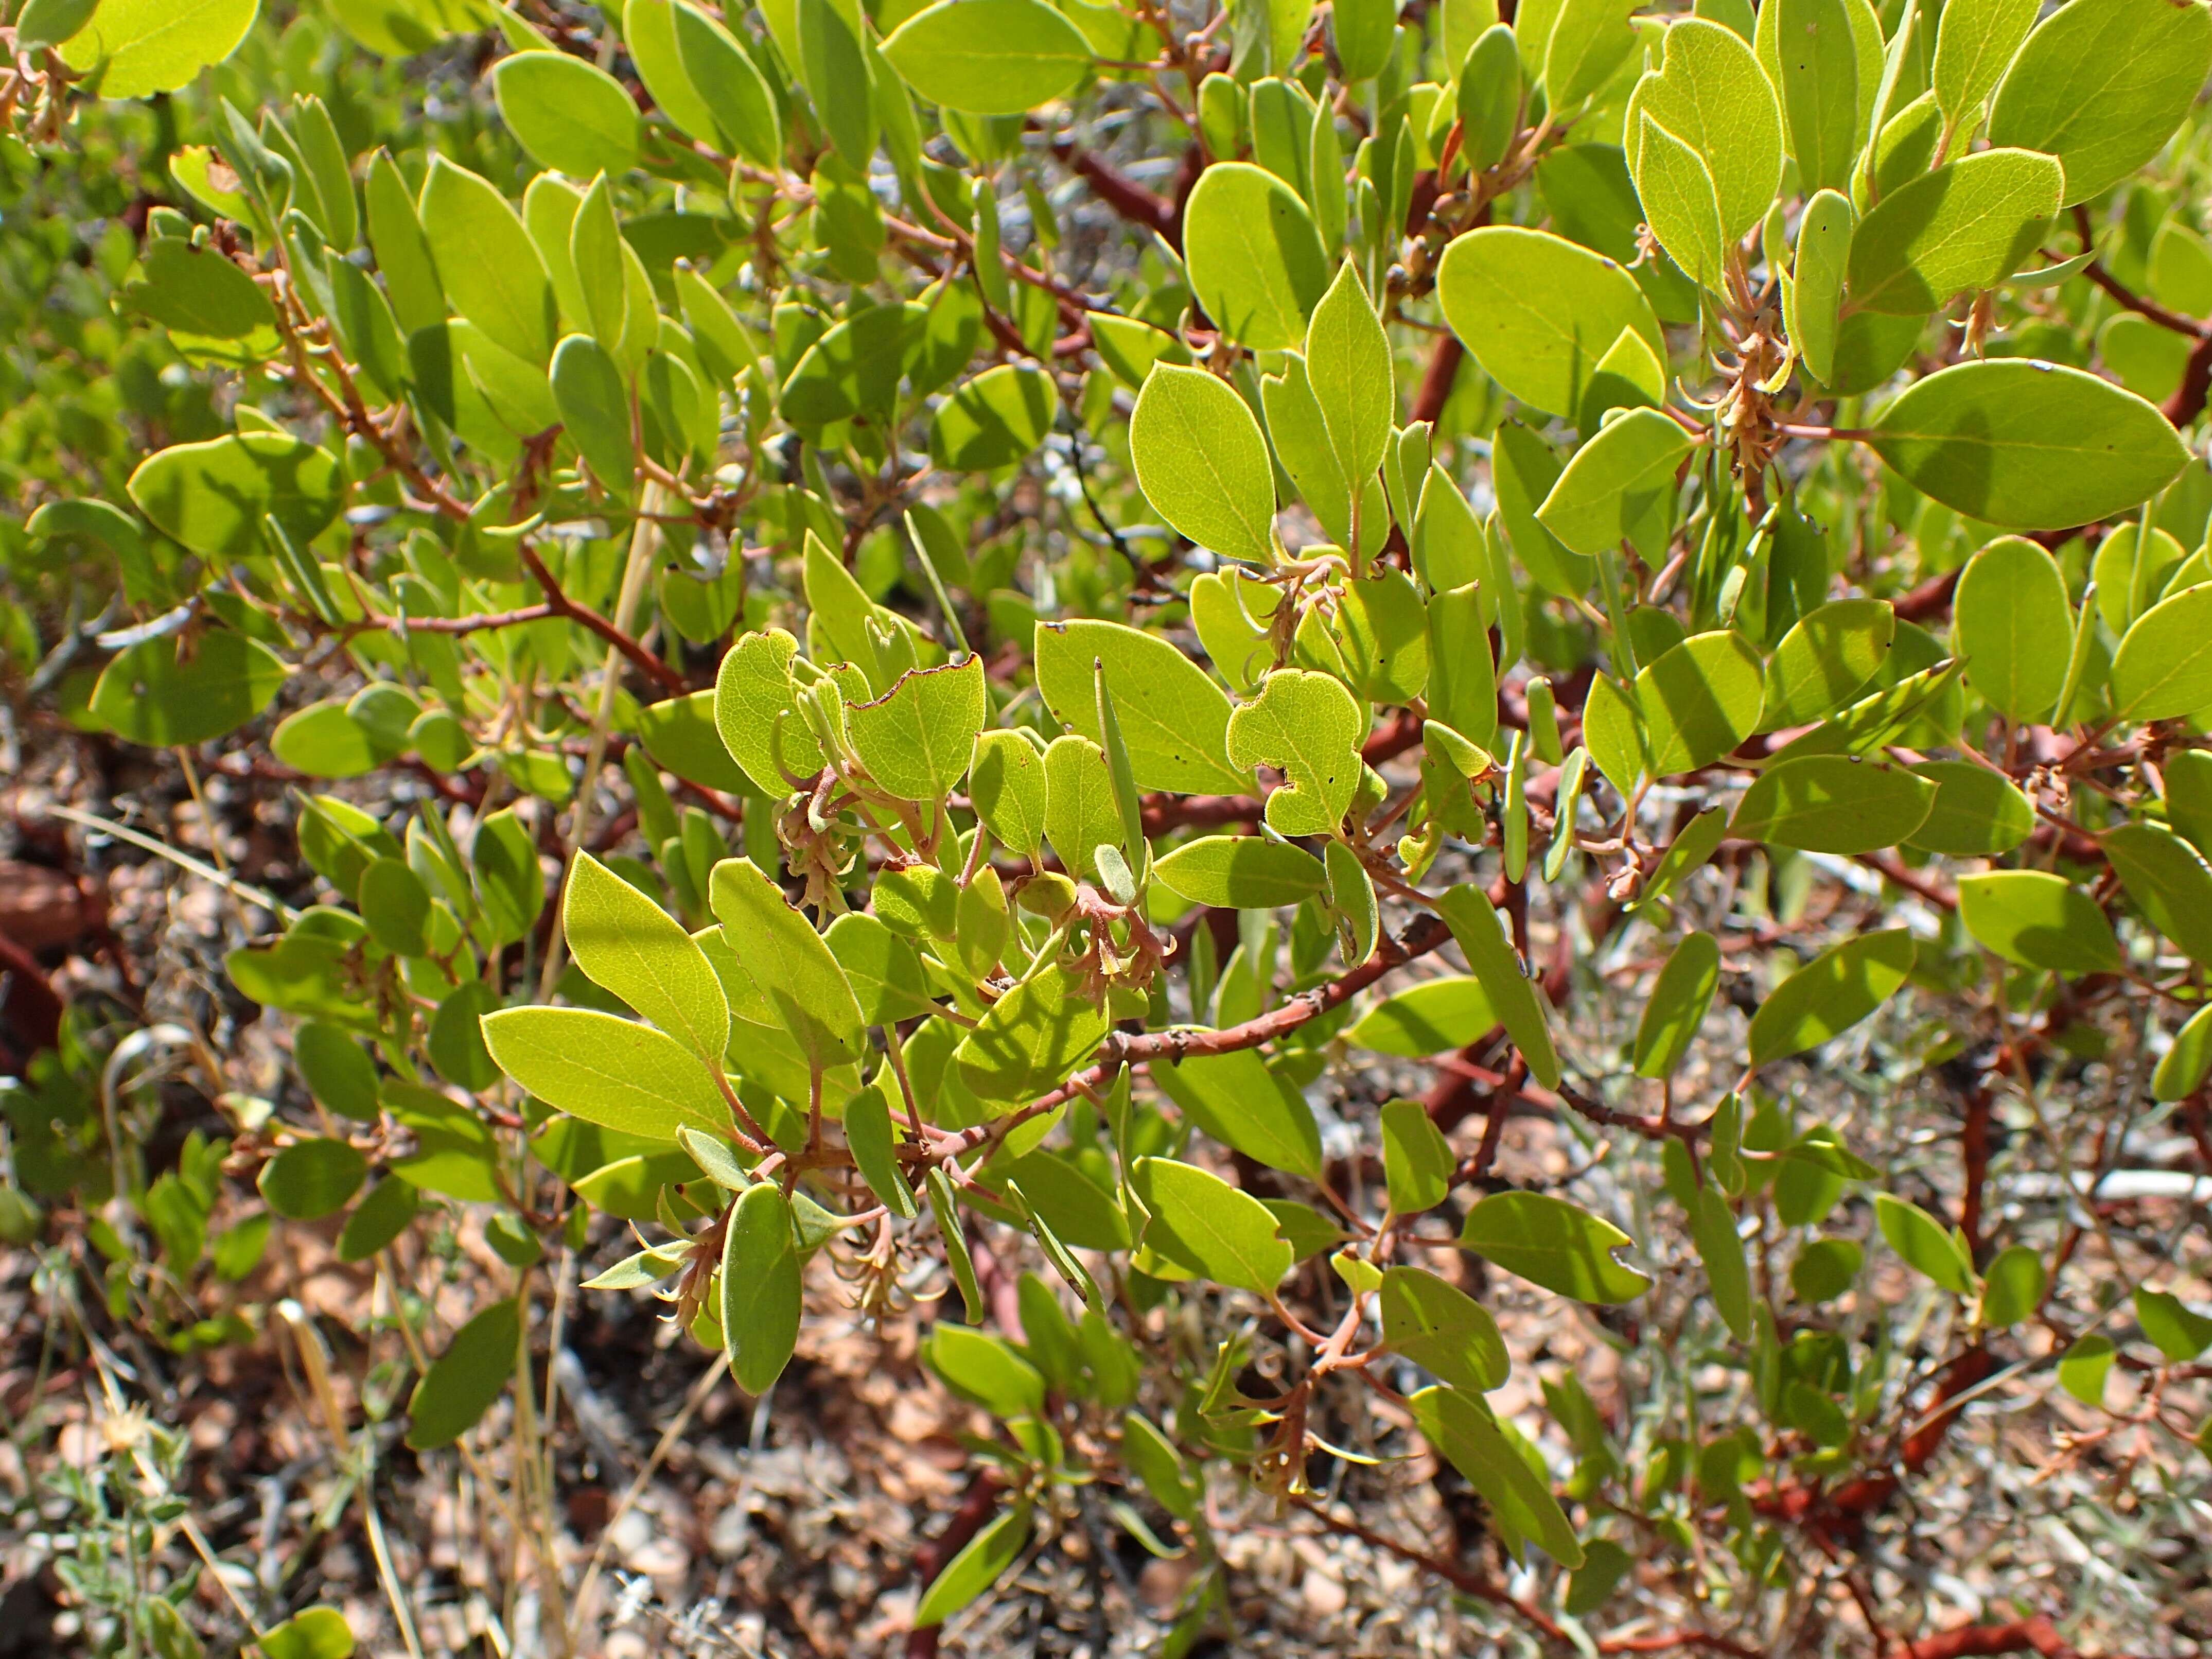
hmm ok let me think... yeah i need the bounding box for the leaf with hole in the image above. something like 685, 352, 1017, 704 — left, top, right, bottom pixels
1460, 1190, 1649, 1303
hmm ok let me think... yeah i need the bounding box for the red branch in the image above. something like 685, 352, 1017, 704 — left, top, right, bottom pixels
1139, 792, 1261, 834
519, 545, 687, 694
1898, 1617, 2081, 1659
1411, 334, 1465, 425
1052, 142, 1179, 248
1760, 1345, 1995, 1533
1105, 913, 1453, 1066
1363, 708, 1424, 764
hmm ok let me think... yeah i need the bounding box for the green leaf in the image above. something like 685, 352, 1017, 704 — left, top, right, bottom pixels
128, 432, 342, 558
358, 857, 430, 956
1225, 668, 1365, 837
272, 702, 379, 779
672, 2, 782, 166
494, 51, 641, 177
1459, 1190, 1650, 1303
708, 857, 867, 1071
406, 1299, 519, 1450
1153, 1048, 1322, 1178
1437, 882, 1561, 1089
2153, 1001, 2212, 1103
1845, 149, 2062, 315
1790, 1237, 1864, 1304
255, 1608, 354, 1659
2134, 1287, 2212, 1361
563, 852, 730, 1059
914, 1504, 1032, 1628
258, 1138, 366, 1221
1865, 360, 2188, 533
968, 731, 1049, 862
1988, 0, 2212, 206
13, 0, 99, 53
1182, 161, 1330, 351
296, 1024, 381, 1121
1626, 17, 1784, 241
2058, 1333, 2115, 1405
1409, 1386, 1584, 1567
625, 0, 727, 147
551, 335, 635, 495
418, 157, 558, 367
1930, 0, 2041, 133
714, 629, 826, 797
880, 0, 1093, 115
1958, 870, 2121, 973
843, 1081, 919, 1217
1381, 1266, 1509, 1390
1335, 0, 1395, 78
123, 238, 277, 343
1874, 1193, 1976, 1295
722, 1180, 801, 1393
1542, 0, 1640, 108
1633, 805, 1729, 912
1630, 112, 1729, 291
1904, 761, 2035, 857
1764, 599, 1893, 729
2103, 821, 2212, 965
638, 690, 753, 795
1537, 407, 1694, 557
1324, 835, 1379, 962
1436, 226, 1665, 418
1954, 535, 2073, 723
1151, 835, 1328, 908
1348, 975, 1498, 1057
1634, 931, 1719, 1079
1043, 735, 1126, 882
1381, 1097, 1454, 1214
1122, 1411, 1199, 1520
996, 1149, 1129, 1250
1729, 755, 1936, 852
1635, 629, 1765, 775
1133, 1156, 1295, 1295
1494, 418, 1592, 595
929, 362, 1057, 469
1034, 619, 1244, 793
848, 654, 987, 805
472, 809, 547, 948
2111, 581, 2212, 722
1980, 1244, 2045, 1328
1746, 928, 1916, 1067
480, 1007, 730, 1142
1129, 363, 1277, 566
826, 913, 936, 1026
1773, 0, 1862, 194
59, 0, 258, 97
795, 0, 879, 167
1790, 189, 1854, 386
338, 1177, 420, 1263
1304, 262, 1395, 503
954, 962, 1110, 1104
1691, 1184, 1753, 1340
90, 629, 290, 747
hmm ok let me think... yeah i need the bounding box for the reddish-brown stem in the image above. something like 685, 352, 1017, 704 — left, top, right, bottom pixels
1104, 913, 1453, 1066
1410, 333, 1465, 425
1898, 1617, 2082, 1659
519, 545, 687, 695
1051, 141, 1178, 245
2073, 205, 2202, 337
